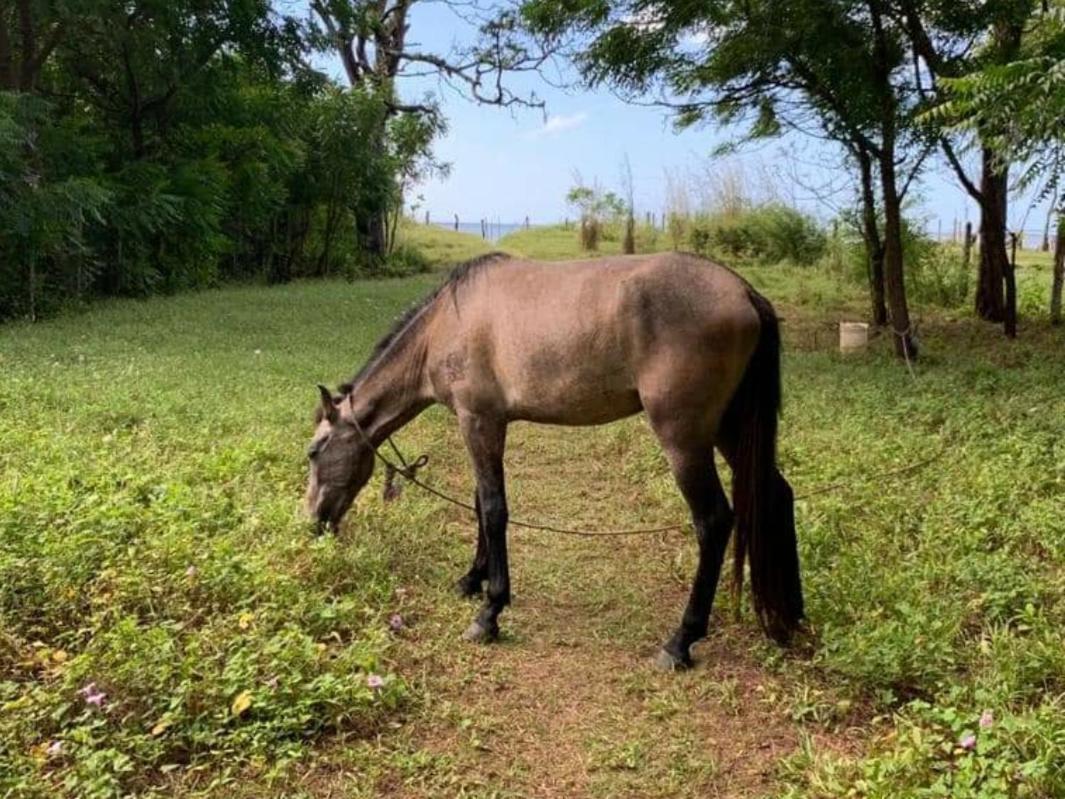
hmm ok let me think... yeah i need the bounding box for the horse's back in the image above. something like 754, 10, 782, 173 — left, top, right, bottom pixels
435, 253, 762, 425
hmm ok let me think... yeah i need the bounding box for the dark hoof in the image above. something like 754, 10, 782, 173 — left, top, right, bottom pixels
654, 648, 692, 672
454, 575, 483, 599
462, 620, 499, 643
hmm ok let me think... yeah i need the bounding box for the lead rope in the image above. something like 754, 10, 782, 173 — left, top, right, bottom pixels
349, 418, 945, 539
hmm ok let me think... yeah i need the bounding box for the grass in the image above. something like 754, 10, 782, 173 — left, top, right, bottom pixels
394, 221, 497, 268
500, 222, 666, 260
1, 224, 1063, 797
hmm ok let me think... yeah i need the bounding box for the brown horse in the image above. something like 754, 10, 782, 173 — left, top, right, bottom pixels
306, 251, 803, 668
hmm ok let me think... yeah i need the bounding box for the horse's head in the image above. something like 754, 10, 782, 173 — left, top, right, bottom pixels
305, 385, 375, 533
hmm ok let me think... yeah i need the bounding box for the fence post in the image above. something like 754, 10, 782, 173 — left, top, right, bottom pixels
962, 222, 973, 270
454, 214, 459, 231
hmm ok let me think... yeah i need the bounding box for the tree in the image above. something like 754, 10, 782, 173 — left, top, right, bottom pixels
523, 0, 924, 357
895, 0, 1039, 335
0, 0, 440, 320
308, 1, 549, 257
0, 0, 70, 93
930, 3, 1065, 323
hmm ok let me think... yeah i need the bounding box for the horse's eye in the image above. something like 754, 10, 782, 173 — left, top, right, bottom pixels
308, 441, 323, 460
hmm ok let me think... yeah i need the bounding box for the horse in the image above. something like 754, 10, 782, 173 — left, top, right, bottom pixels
305, 251, 804, 669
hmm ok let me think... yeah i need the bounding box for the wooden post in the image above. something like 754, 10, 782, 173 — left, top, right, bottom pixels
480, 219, 486, 239
1051, 215, 1063, 324
524, 215, 530, 229
424, 210, 429, 225
962, 222, 974, 270
1006, 231, 1018, 338
454, 214, 459, 231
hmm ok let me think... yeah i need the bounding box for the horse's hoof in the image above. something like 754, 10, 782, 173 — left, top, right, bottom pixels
462, 620, 498, 643
454, 576, 483, 599
654, 648, 692, 672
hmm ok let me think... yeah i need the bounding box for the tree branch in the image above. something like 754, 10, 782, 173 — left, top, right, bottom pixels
940, 135, 984, 202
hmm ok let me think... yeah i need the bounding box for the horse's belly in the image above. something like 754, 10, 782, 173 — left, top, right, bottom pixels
505, 375, 642, 426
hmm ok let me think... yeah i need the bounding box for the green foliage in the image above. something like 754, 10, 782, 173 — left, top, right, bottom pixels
0, 0, 440, 322
0, 277, 443, 797
566, 182, 628, 250
0, 94, 112, 320
925, 6, 1065, 198
687, 205, 827, 266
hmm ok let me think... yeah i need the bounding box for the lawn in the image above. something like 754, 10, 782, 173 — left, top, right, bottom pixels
1, 224, 1063, 797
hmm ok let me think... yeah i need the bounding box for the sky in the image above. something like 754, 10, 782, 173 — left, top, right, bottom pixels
302, 1, 1057, 239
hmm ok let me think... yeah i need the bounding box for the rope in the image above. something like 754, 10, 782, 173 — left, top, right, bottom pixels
348, 418, 945, 539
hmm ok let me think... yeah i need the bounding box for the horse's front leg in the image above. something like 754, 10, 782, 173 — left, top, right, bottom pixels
457, 413, 509, 642
455, 493, 487, 598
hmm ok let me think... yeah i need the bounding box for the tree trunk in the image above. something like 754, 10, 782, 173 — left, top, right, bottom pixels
1041, 195, 1056, 252
856, 145, 887, 326
869, 0, 914, 360
879, 152, 916, 360
1052, 214, 1064, 325
976, 147, 1009, 322
358, 210, 387, 259
0, 8, 14, 91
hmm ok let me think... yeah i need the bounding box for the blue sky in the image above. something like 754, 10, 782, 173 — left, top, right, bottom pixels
302, 1, 1056, 238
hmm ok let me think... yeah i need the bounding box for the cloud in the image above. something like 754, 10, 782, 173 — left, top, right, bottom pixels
528, 112, 588, 139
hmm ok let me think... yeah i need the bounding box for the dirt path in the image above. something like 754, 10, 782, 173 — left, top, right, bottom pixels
301, 419, 860, 799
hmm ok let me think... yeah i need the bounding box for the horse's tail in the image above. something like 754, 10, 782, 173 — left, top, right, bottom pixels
722, 288, 804, 644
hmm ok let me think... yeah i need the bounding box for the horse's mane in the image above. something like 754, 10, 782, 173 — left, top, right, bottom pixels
337, 251, 510, 396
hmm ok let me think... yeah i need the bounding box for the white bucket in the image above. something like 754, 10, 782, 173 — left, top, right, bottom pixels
839, 321, 869, 353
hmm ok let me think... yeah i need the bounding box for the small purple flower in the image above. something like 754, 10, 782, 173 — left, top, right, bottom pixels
46, 741, 63, 757
366, 673, 385, 690
979, 710, 993, 729
959, 733, 977, 751
78, 682, 107, 708
265, 676, 279, 691
388, 613, 404, 631
185, 565, 198, 578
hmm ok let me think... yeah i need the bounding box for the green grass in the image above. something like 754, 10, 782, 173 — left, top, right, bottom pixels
500, 222, 667, 260
2, 225, 1064, 797
395, 221, 497, 268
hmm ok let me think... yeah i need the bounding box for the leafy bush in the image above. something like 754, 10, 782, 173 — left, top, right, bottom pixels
901, 224, 971, 308
0, 10, 438, 323
687, 204, 826, 265
910, 245, 971, 308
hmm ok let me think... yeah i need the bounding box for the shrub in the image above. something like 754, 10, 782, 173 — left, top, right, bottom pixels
910, 244, 971, 308
687, 204, 826, 265
580, 217, 601, 251
901, 223, 971, 308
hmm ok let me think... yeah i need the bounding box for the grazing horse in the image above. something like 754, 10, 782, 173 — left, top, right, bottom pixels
305, 251, 803, 668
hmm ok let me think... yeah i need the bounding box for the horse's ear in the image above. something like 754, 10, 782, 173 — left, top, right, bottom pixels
316, 384, 338, 424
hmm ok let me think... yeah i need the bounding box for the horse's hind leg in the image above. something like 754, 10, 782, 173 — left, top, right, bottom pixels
455, 493, 488, 598
651, 428, 734, 670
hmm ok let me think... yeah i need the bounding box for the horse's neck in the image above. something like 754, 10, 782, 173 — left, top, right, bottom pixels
351, 325, 434, 444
